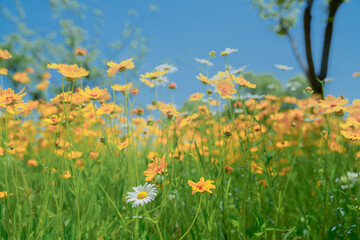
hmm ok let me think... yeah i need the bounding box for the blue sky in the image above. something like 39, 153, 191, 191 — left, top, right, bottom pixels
1, 0, 359, 107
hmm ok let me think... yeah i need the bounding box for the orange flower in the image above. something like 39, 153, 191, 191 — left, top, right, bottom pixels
0, 68, 8, 75
13, 72, 30, 83
106, 58, 134, 76
63, 171, 72, 179
143, 155, 166, 181
0, 191, 7, 199
79, 86, 108, 100
0, 49, 12, 60
74, 48, 87, 56
41, 72, 51, 79
47, 63, 89, 81
188, 177, 216, 195
216, 78, 236, 99
36, 79, 49, 90
27, 159, 38, 167
318, 95, 348, 114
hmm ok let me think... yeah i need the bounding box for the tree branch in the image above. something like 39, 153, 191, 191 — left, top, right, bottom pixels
318, 0, 343, 80
286, 31, 308, 74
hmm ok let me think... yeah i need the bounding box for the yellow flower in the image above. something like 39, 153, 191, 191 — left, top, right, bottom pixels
188, 177, 215, 195
140, 70, 166, 80
196, 73, 214, 85
234, 75, 256, 89
79, 86, 108, 100
140, 78, 155, 87
13, 72, 30, 83
0, 191, 7, 199
216, 78, 236, 99
112, 82, 133, 93
47, 63, 89, 81
188, 93, 204, 101
0, 88, 27, 114
0, 49, 12, 60
36, 79, 49, 90
353, 72, 360, 78
106, 58, 134, 76
0, 68, 8, 75
318, 95, 348, 114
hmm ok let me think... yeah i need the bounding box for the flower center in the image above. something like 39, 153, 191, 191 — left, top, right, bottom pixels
137, 191, 148, 199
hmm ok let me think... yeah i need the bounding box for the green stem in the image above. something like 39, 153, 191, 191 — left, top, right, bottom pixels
179, 195, 202, 240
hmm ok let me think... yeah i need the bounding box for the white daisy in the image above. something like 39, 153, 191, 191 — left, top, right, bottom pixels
126, 183, 157, 208
155, 64, 178, 74
230, 65, 248, 75
274, 64, 294, 71
220, 48, 239, 56
194, 58, 214, 66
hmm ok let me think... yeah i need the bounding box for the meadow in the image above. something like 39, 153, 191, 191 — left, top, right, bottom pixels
0, 48, 360, 239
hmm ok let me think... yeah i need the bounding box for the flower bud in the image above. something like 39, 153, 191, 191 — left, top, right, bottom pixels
209, 50, 216, 58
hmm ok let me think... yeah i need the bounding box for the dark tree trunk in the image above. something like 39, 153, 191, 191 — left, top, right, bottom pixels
303, 0, 343, 98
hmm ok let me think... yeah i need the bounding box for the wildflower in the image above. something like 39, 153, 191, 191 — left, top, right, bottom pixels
194, 58, 213, 66
118, 139, 129, 151
188, 177, 216, 195
304, 87, 314, 94
144, 155, 167, 181
126, 182, 157, 208
188, 93, 204, 101
197, 73, 215, 85
352, 72, 360, 78
41, 72, 51, 79
63, 171, 72, 179
112, 83, 132, 94
179, 113, 199, 128
230, 65, 248, 75
335, 172, 360, 189
74, 48, 87, 56
220, 48, 238, 56
209, 50, 216, 58
0, 49, 12, 60
36, 80, 49, 90
140, 78, 155, 87
234, 75, 256, 89
318, 95, 348, 114
274, 64, 294, 71
47, 63, 89, 81
27, 159, 38, 167
216, 78, 236, 99
140, 70, 166, 80
130, 87, 139, 95
225, 165, 233, 173
13, 72, 30, 83
106, 58, 134, 76
0, 88, 27, 114
155, 64, 178, 74
0, 191, 7, 199
25, 67, 34, 73
79, 86, 108, 100
0, 68, 8, 75
97, 103, 123, 115
168, 82, 177, 89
